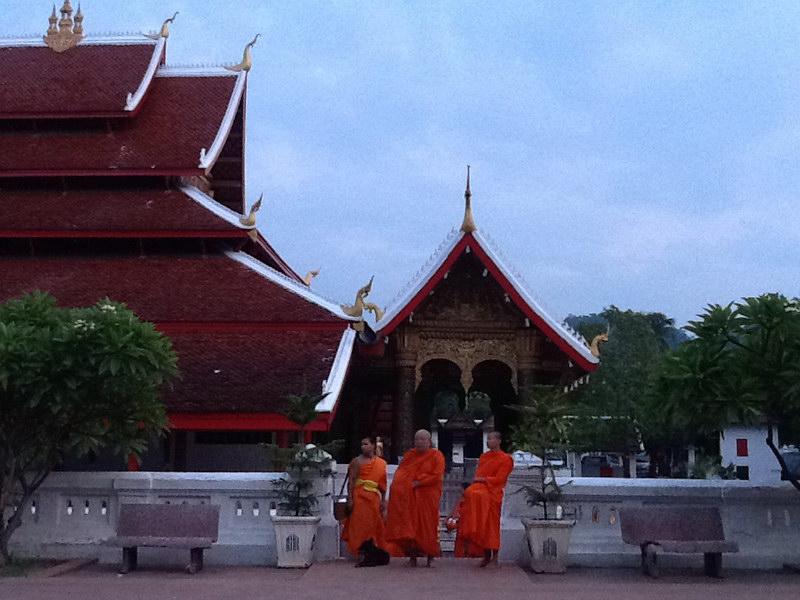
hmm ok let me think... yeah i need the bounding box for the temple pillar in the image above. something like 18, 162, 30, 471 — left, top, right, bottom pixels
394, 353, 416, 458
517, 360, 540, 400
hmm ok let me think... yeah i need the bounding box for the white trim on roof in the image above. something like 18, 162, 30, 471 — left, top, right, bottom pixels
157, 65, 239, 78
124, 36, 165, 112
375, 228, 463, 330
0, 34, 156, 48
472, 230, 598, 365
224, 249, 359, 322
198, 71, 247, 170
180, 184, 251, 230
316, 327, 357, 413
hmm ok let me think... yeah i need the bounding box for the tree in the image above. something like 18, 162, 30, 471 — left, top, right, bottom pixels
566, 307, 682, 462
655, 294, 800, 491
0, 292, 177, 564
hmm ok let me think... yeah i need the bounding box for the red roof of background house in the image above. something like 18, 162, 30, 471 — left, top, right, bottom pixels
0, 40, 161, 118
0, 187, 244, 234
165, 329, 345, 414
0, 253, 347, 323
0, 74, 238, 175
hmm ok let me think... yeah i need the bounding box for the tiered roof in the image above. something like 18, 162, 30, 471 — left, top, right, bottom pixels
0, 5, 356, 427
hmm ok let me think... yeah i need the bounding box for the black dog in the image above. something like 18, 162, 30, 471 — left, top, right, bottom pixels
355, 539, 390, 567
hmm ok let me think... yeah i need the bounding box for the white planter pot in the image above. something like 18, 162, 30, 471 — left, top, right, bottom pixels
521, 518, 575, 574
271, 515, 321, 568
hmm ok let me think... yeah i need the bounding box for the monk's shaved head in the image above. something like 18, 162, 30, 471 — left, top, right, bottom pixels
414, 429, 432, 451
487, 430, 502, 450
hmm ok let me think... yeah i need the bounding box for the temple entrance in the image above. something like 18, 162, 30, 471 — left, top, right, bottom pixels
469, 360, 517, 449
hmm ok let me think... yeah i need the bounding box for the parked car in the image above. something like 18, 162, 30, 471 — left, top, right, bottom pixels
580, 453, 624, 477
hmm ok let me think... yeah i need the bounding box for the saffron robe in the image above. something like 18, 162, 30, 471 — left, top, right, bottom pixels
386, 448, 446, 557
341, 457, 388, 556
455, 450, 514, 556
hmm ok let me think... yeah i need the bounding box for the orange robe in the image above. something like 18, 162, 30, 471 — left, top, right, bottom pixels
455, 450, 514, 556
341, 457, 388, 556
385, 448, 445, 557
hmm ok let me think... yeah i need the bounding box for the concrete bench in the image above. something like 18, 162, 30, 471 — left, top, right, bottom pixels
109, 503, 220, 574
620, 506, 738, 578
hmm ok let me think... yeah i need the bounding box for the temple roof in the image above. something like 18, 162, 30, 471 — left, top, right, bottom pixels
0, 251, 356, 323
0, 69, 244, 176
0, 35, 164, 118
164, 327, 355, 418
0, 184, 252, 235
376, 228, 599, 372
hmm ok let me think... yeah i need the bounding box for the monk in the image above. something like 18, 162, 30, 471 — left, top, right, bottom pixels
341, 437, 388, 566
455, 431, 514, 567
385, 429, 445, 567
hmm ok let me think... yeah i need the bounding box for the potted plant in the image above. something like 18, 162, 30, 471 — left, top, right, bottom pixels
269, 393, 333, 568
511, 386, 575, 574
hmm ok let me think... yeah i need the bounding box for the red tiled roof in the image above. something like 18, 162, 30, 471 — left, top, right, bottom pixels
0, 42, 160, 118
0, 74, 238, 175
165, 329, 345, 413
0, 254, 345, 323
0, 187, 242, 233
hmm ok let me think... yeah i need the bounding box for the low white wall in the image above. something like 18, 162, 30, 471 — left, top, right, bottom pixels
6, 469, 800, 569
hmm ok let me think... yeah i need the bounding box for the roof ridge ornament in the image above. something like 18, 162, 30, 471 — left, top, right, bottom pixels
44, 1, 84, 52
460, 165, 477, 233
240, 193, 263, 228
302, 269, 321, 287
342, 276, 385, 331
146, 11, 178, 40
226, 33, 260, 72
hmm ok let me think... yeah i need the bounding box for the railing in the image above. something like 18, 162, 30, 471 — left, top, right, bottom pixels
6, 469, 800, 568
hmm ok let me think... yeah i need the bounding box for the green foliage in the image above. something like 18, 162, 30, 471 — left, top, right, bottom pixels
509, 386, 572, 519
568, 307, 680, 454
433, 390, 460, 420
269, 392, 335, 517
272, 444, 335, 517
654, 294, 800, 490
284, 393, 329, 432
0, 292, 177, 562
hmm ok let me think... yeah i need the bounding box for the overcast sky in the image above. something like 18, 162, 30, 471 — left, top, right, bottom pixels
8, 1, 800, 325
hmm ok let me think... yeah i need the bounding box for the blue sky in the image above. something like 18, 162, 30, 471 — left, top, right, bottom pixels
7, 1, 799, 325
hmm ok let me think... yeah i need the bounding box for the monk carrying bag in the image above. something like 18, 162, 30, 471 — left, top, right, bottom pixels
333, 472, 350, 522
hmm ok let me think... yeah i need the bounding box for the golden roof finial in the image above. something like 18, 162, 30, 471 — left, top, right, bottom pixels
342, 276, 385, 326
226, 34, 260, 72
44, 0, 84, 52
239, 193, 263, 227
302, 269, 320, 287
460, 165, 477, 233
159, 11, 179, 38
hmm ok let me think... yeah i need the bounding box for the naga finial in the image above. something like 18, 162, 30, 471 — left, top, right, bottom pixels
460, 165, 477, 233
240, 193, 263, 227
226, 33, 261, 72
342, 276, 385, 324
590, 332, 609, 358
302, 269, 321, 287
160, 11, 179, 38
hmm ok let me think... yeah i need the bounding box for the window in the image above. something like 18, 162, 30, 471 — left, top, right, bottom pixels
735, 465, 750, 480
736, 438, 749, 457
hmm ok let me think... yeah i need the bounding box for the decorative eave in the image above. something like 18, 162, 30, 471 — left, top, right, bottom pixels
376, 228, 599, 372
198, 70, 247, 171
316, 327, 357, 418
124, 36, 166, 112
181, 184, 254, 230
224, 249, 360, 322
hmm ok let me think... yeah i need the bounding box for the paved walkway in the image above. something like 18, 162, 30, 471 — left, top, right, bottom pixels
1, 560, 798, 600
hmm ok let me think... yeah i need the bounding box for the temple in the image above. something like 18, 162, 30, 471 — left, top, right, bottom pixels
0, 4, 597, 470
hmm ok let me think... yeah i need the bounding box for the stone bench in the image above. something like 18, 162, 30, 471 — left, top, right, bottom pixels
108, 503, 220, 574
620, 506, 738, 578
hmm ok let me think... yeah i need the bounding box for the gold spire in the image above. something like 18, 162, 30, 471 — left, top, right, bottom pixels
460, 165, 477, 233
226, 34, 260, 72
44, 1, 84, 52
